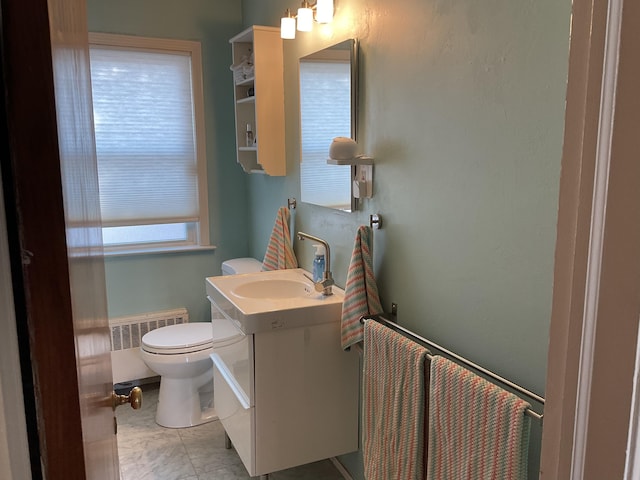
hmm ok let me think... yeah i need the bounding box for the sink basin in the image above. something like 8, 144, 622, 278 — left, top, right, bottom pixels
206, 268, 344, 334
232, 279, 313, 299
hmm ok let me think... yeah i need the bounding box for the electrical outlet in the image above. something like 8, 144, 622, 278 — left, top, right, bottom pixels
355, 164, 373, 198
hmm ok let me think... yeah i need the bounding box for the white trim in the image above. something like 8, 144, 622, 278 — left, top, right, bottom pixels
625, 317, 640, 479
190, 40, 210, 246
101, 244, 216, 258
570, 0, 624, 477
88, 32, 210, 247
0, 168, 32, 479
89, 32, 201, 54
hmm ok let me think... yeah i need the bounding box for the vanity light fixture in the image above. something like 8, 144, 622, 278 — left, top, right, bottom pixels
280, 0, 334, 39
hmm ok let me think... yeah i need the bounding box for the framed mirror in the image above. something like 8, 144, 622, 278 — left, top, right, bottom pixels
299, 39, 358, 211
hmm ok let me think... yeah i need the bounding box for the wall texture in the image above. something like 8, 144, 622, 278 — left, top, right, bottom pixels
86, 0, 246, 321
242, 0, 572, 477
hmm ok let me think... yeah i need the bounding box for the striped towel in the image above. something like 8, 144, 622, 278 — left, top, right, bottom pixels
426, 356, 531, 480
262, 207, 298, 271
340, 225, 383, 350
363, 320, 430, 480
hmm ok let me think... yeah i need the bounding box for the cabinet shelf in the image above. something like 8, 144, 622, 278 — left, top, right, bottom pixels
235, 76, 254, 87
236, 96, 255, 104
239, 146, 257, 152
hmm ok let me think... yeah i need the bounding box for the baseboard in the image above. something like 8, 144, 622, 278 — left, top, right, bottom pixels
330, 457, 354, 480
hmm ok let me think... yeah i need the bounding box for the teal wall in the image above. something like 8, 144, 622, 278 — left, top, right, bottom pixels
238, 0, 571, 392
88, 0, 572, 478
86, 0, 246, 321
242, 0, 571, 478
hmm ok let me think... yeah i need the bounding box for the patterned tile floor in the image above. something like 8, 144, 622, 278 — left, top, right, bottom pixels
116, 383, 346, 479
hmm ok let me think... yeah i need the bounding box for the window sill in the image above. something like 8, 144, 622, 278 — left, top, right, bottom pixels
102, 244, 217, 258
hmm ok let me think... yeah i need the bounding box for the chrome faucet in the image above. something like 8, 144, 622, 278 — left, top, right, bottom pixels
297, 232, 334, 296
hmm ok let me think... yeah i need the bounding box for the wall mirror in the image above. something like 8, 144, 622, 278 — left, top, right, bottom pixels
299, 39, 358, 211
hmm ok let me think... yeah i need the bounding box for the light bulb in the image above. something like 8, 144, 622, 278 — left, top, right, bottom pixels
280, 10, 296, 39
297, 2, 313, 32
315, 0, 334, 24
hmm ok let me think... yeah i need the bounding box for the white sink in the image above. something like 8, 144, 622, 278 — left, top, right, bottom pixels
206, 268, 344, 334
232, 278, 313, 299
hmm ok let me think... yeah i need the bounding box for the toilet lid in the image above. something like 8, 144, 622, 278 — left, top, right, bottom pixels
142, 323, 213, 354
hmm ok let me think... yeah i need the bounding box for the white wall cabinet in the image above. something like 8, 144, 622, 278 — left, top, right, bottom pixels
229, 26, 286, 176
209, 306, 359, 477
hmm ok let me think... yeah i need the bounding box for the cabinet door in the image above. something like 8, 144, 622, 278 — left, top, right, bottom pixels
212, 353, 255, 474
252, 27, 285, 176
253, 323, 359, 474
230, 26, 285, 176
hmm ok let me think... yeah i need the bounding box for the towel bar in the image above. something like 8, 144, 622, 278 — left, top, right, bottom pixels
361, 314, 544, 421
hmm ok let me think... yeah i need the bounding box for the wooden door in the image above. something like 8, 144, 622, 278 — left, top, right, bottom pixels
1, 0, 119, 477
49, 0, 120, 475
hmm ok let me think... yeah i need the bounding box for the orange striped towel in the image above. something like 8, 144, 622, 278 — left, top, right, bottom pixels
262, 207, 298, 271
427, 356, 531, 480
340, 225, 383, 350
363, 320, 430, 480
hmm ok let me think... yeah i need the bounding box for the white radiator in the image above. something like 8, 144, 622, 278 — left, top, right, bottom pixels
109, 308, 189, 384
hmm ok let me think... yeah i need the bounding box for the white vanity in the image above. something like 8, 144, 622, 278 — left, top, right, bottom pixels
205, 269, 359, 477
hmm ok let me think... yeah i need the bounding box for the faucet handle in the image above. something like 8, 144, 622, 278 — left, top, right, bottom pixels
314, 276, 334, 295
304, 272, 334, 295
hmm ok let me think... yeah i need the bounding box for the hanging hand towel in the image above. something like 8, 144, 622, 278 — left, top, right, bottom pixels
262, 206, 298, 271
340, 225, 383, 350
426, 356, 532, 480
363, 320, 430, 480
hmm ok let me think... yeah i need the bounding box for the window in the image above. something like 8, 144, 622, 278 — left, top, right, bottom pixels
88, 33, 209, 253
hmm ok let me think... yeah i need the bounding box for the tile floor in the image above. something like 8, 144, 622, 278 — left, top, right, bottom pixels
116, 383, 347, 479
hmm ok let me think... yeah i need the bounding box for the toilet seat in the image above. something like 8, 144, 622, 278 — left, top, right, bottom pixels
142, 323, 213, 355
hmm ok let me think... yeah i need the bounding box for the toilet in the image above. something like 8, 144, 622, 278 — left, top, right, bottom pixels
140, 257, 262, 428
220, 257, 263, 276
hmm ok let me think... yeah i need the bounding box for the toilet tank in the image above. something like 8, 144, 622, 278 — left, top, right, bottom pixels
221, 257, 262, 276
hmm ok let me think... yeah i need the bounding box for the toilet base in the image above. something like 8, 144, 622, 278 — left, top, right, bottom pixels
155, 374, 217, 428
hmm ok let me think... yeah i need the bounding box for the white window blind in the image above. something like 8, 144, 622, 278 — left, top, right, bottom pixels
89, 44, 199, 227
299, 60, 351, 209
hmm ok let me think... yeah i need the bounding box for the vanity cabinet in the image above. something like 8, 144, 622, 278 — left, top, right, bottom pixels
208, 303, 359, 477
229, 26, 286, 176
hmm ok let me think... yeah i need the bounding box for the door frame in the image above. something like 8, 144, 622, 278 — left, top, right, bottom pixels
0, 157, 32, 479
541, 0, 640, 478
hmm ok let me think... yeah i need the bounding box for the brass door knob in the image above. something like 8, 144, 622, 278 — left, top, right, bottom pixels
112, 386, 143, 410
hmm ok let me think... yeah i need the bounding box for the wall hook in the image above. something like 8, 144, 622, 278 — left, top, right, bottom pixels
369, 213, 382, 230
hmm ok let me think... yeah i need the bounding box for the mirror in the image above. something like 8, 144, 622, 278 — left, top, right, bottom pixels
299, 39, 358, 211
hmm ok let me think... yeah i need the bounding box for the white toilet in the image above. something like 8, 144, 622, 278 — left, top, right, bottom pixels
140, 257, 262, 428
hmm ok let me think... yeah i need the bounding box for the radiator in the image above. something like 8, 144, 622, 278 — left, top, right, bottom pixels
109, 308, 189, 384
